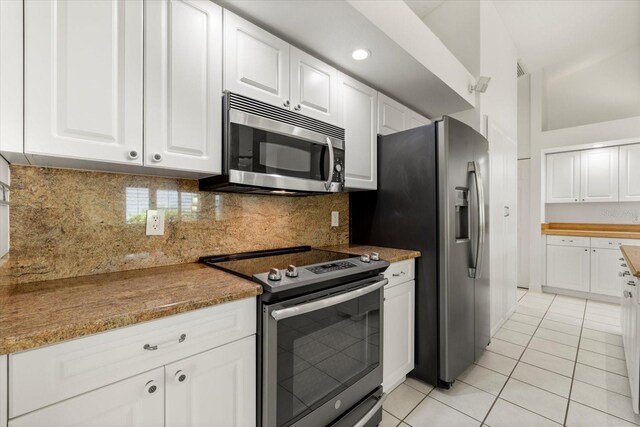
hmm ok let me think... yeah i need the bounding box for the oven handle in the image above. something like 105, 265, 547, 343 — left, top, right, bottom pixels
353, 393, 387, 427
270, 279, 387, 321
324, 137, 334, 191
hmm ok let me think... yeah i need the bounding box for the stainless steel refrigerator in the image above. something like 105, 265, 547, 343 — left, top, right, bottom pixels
350, 116, 490, 387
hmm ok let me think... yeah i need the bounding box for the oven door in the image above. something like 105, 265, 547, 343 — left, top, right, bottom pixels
227, 110, 344, 193
262, 276, 385, 427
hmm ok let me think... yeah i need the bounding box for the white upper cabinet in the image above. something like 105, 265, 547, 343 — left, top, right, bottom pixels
580, 146, 619, 202
24, 0, 143, 165
378, 93, 407, 135
165, 336, 256, 427
377, 93, 429, 135
546, 151, 581, 203
223, 10, 290, 108
145, 0, 222, 174
620, 143, 640, 202
339, 73, 377, 190
290, 47, 340, 125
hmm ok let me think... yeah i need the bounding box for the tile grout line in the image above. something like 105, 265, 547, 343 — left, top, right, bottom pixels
563, 298, 588, 426
480, 292, 559, 426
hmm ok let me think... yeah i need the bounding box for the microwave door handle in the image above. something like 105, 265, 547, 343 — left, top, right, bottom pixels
324, 137, 334, 191
270, 279, 387, 321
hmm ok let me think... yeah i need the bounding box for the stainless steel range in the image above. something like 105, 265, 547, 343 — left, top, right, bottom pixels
201, 247, 389, 427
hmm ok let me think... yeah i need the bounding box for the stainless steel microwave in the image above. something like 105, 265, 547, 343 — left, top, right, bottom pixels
199, 92, 345, 195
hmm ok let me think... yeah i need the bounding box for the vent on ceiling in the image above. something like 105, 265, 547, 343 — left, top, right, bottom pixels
517, 62, 526, 77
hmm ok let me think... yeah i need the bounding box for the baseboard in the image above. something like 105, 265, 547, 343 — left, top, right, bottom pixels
542, 286, 620, 304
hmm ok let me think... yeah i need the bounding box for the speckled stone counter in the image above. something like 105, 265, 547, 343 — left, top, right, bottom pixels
0, 263, 261, 354
318, 244, 421, 263
621, 246, 640, 278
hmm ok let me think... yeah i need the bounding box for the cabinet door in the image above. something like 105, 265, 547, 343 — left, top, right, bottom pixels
546, 245, 590, 291
377, 93, 407, 135
165, 336, 256, 427
545, 151, 580, 203
223, 10, 289, 108
590, 248, 624, 297
580, 147, 619, 202
290, 47, 339, 125
383, 280, 415, 392
9, 368, 164, 427
620, 144, 640, 202
339, 73, 377, 190
24, 0, 143, 165
407, 109, 430, 129
145, 0, 222, 174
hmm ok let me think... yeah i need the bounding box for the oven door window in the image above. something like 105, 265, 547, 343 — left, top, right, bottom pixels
229, 123, 330, 180
275, 290, 380, 426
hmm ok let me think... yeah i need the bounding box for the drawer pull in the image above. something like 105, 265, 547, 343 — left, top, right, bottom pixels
143, 333, 187, 351
392, 271, 406, 277
620, 272, 631, 277
628, 281, 636, 286
145, 380, 158, 395
622, 263, 628, 267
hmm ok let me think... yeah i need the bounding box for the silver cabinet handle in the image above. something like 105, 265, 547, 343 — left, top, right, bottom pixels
145, 380, 158, 394
144, 333, 186, 351
392, 271, 406, 277
628, 281, 636, 286
294, 104, 302, 111
174, 370, 187, 383
622, 263, 628, 267
324, 136, 335, 191
271, 279, 387, 321
128, 150, 139, 160
625, 290, 633, 298
283, 100, 290, 107
152, 153, 163, 162
353, 393, 387, 427
468, 161, 486, 279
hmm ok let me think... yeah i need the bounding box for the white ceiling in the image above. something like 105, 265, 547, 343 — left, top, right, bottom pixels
493, 0, 640, 73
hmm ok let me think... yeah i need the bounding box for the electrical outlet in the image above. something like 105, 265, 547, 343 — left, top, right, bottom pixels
331, 211, 339, 227
146, 209, 165, 236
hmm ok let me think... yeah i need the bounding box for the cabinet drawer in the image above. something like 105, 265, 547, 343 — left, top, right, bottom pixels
9, 298, 256, 418
593, 237, 640, 249
546, 235, 590, 247
384, 260, 415, 288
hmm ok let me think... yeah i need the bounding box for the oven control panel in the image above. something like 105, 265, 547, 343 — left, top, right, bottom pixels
307, 261, 357, 275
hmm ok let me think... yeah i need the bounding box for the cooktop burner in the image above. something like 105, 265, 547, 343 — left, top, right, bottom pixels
199, 246, 389, 294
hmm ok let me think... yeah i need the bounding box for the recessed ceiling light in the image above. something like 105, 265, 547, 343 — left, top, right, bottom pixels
352, 49, 371, 61
593, 143, 604, 148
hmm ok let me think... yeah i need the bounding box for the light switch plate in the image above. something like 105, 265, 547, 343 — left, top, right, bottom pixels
146, 209, 165, 235
331, 211, 339, 227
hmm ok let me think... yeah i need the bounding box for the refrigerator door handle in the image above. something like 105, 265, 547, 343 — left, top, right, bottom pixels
468, 161, 486, 279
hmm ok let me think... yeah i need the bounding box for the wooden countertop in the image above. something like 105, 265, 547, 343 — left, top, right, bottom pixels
621, 246, 640, 278
0, 263, 261, 354
318, 244, 421, 263
541, 223, 640, 239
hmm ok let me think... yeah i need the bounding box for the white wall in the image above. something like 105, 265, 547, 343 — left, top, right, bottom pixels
544, 46, 640, 131
517, 75, 531, 159
546, 202, 640, 224
527, 69, 640, 291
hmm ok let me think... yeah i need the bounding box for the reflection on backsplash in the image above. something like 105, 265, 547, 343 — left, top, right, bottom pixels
546, 202, 640, 224
0, 166, 349, 285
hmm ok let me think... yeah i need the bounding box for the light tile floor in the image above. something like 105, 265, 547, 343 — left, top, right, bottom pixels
381, 288, 638, 426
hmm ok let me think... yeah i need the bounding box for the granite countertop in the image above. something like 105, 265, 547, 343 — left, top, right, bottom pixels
541, 223, 640, 239
621, 246, 640, 278
0, 263, 261, 355
318, 244, 421, 263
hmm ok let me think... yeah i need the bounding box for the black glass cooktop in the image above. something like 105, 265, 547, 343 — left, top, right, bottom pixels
200, 246, 352, 280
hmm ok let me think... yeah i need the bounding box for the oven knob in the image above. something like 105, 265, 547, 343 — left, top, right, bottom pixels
370, 252, 380, 261
360, 254, 371, 263
335, 164, 342, 173
268, 268, 282, 281
285, 265, 299, 278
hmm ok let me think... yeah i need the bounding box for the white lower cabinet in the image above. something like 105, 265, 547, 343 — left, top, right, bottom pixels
546, 244, 590, 292
382, 260, 415, 392
5, 299, 256, 427
9, 368, 165, 427
591, 248, 626, 297
165, 336, 256, 427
